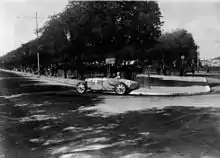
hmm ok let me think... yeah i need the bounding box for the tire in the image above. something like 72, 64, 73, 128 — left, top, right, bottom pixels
76, 82, 87, 94
115, 83, 128, 95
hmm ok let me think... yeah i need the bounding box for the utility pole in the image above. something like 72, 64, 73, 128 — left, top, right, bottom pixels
15, 13, 51, 75
36, 12, 40, 77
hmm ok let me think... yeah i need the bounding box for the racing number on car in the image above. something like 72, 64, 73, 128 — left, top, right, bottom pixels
88, 80, 95, 86
93, 79, 102, 85
90, 79, 99, 84
89, 78, 103, 90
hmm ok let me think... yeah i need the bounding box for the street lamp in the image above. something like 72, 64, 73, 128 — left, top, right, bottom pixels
180, 55, 185, 76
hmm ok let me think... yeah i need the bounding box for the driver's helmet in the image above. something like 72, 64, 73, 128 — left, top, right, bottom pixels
115, 72, 121, 79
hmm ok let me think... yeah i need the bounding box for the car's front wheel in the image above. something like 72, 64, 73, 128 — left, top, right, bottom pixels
115, 83, 128, 95
76, 82, 87, 94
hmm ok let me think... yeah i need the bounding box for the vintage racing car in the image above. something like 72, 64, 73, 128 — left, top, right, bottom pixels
76, 77, 140, 95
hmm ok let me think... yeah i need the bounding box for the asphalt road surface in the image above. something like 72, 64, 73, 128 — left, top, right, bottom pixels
0, 70, 220, 158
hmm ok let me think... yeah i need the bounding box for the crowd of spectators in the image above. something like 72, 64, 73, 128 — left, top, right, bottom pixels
9, 58, 198, 80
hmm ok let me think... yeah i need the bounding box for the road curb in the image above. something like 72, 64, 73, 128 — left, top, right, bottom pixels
129, 90, 211, 97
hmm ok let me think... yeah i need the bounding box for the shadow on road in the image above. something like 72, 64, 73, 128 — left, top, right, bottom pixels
0, 91, 104, 157
44, 105, 220, 157
3, 93, 220, 157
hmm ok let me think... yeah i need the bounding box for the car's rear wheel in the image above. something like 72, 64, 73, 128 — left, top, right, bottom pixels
76, 82, 87, 94
115, 83, 127, 95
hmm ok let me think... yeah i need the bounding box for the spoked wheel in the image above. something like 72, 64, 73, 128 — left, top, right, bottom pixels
115, 83, 127, 95
76, 82, 87, 94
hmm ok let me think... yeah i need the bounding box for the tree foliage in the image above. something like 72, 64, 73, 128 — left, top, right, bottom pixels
152, 28, 199, 66
2, 1, 166, 72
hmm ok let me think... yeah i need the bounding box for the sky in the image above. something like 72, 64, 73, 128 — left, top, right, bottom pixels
0, 0, 69, 56
0, 0, 220, 59
159, 0, 220, 59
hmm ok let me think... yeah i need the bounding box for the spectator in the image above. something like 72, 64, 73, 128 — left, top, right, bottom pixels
161, 59, 166, 75
180, 59, 184, 76
171, 60, 176, 76
155, 60, 161, 75
206, 65, 210, 73
191, 59, 196, 76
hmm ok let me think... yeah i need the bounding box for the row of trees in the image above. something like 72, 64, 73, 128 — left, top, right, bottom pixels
1, 1, 199, 76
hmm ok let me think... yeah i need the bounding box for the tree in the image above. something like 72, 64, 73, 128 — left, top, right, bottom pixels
1, 1, 164, 77
59, 1, 163, 61
154, 28, 199, 67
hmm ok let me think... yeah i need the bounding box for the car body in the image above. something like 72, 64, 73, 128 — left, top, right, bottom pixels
76, 77, 140, 95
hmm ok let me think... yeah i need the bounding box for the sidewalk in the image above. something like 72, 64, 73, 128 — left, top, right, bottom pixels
137, 74, 208, 83
0, 69, 211, 96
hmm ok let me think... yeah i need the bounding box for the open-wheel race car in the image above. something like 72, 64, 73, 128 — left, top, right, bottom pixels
76, 77, 140, 95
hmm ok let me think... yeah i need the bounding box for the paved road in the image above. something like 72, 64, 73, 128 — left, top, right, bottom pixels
1, 71, 220, 158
